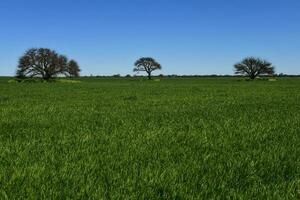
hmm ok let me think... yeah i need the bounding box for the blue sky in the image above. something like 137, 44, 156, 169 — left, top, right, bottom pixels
0, 0, 299, 76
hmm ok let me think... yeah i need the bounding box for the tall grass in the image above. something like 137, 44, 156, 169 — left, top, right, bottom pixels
0, 77, 300, 199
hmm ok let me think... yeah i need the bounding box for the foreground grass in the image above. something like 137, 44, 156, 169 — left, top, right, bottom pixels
0, 77, 300, 199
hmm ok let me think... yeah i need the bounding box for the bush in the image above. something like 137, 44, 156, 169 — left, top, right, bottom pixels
8, 79, 19, 83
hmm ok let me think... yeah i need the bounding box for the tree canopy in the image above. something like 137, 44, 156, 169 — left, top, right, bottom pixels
68, 60, 81, 77
16, 48, 81, 80
234, 57, 275, 79
134, 57, 162, 79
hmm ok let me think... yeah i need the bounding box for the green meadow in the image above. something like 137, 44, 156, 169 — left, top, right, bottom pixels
0, 77, 300, 199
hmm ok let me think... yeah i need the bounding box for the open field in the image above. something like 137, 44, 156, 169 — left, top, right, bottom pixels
0, 77, 300, 199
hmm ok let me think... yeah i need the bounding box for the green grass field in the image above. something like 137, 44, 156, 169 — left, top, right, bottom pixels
0, 77, 300, 199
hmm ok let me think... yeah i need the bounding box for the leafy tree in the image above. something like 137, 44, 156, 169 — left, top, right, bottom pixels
68, 60, 81, 77
134, 57, 162, 80
16, 48, 80, 80
234, 57, 275, 79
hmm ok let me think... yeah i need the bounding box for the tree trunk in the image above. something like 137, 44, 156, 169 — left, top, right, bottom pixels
249, 73, 256, 80
147, 72, 151, 80
43, 73, 51, 81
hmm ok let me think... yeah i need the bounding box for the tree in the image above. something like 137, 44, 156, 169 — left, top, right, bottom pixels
134, 57, 162, 80
16, 48, 80, 80
68, 60, 81, 77
234, 57, 275, 79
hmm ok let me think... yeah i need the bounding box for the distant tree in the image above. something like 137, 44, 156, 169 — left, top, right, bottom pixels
134, 57, 162, 80
112, 74, 121, 78
234, 57, 275, 79
278, 73, 286, 77
68, 60, 81, 77
16, 48, 80, 80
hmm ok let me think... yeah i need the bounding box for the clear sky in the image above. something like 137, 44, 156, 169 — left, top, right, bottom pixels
0, 0, 299, 76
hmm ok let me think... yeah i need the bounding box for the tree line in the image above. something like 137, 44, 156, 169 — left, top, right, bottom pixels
16, 48, 275, 81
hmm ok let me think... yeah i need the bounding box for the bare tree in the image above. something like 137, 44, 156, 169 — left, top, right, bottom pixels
134, 57, 162, 80
68, 60, 81, 77
234, 57, 275, 79
16, 48, 80, 80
